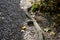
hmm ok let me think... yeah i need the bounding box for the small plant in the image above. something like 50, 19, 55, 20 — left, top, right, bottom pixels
28, 0, 60, 27
30, 1, 41, 12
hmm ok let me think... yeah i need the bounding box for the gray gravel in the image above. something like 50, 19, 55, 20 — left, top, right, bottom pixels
0, 0, 27, 40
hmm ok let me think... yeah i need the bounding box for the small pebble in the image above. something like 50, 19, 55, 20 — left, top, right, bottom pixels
21, 30, 25, 32
21, 7, 24, 9
2, 17, 5, 19
20, 1, 22, 3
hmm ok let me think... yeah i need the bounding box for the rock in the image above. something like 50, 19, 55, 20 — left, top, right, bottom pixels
20, 0, 32, 10
20, 0, 35, 10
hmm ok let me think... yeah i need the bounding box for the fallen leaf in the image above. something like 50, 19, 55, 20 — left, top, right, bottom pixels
44, 27, 50, 32
21, 26, 26, 30
57, 14, 60, 16
50, 31, 55, 35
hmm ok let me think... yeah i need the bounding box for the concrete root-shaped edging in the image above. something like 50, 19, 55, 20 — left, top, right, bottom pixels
24, 10, 43, 40
23, 20, 43, 40
20, 0, 43, 39
32, 19, 43, 40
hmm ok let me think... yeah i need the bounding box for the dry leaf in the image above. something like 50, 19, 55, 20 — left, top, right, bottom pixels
57, 14, 60, 16
58, 35, 60, 38
21, 26, 26, 30
44, 27, 50, 32
50, 31, 55, 35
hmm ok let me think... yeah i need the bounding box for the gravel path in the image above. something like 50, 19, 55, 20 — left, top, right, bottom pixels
0, 0, 26, 40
